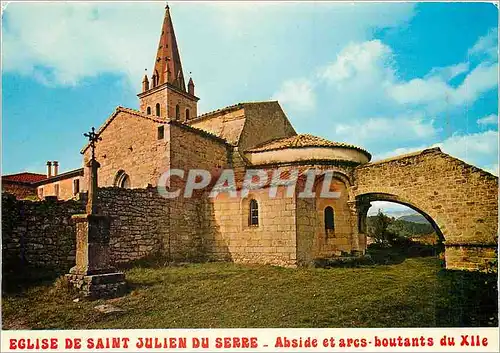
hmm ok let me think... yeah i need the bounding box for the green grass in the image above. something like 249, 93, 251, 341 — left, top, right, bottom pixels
2, 257, 497, 329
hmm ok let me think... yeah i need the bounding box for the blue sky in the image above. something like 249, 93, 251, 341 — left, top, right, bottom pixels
2, 1, 498, 189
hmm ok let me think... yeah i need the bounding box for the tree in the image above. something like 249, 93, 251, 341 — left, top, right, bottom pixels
367, 210, 396, 246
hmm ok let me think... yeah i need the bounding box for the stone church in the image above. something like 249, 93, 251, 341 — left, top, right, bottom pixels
3, 5, 498, 270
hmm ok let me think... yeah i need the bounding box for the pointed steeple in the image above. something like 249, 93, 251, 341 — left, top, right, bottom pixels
138, 4, 199, 119
153, 4, 186, 91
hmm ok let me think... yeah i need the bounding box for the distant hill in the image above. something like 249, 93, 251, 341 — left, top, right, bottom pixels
367, 214, 435, 238
398, 213, 429, 224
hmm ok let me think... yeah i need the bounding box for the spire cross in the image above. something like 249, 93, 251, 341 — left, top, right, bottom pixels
84, 127, 102, 161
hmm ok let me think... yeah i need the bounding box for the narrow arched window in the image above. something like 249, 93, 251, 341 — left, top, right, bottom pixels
120, 175, 130, 188
175, 104, 180, 120
249, 199, 259, 226
186, 108, 190, 120
156, 103, 160, 116
147, 106, 151, 115
325, 206, 334, 230
114, 170, 131, 189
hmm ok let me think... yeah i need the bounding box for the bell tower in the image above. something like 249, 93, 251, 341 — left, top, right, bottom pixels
137, 4, 199, 122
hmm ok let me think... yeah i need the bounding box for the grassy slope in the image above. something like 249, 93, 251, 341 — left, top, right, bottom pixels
2, 257, 497, 329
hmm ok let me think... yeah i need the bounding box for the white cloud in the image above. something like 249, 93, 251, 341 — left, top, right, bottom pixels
2, 2, 164, 87
269, 26, 497, 159
372, 145, 428, 161
335, 115, 439, 149
477, 114, 498, 126
2, 2, 416, 92
367, 201, 416, 216
434, 130, 498, 168
468, 27, 498, 61
426, 62, 470, 81
387, 61, 498, 111
272, 79, 316, 111
373, 130, 499, 175
320, 40, 395, 85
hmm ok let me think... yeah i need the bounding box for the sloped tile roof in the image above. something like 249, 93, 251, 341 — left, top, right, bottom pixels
246, 134, 371, 158
2, 172, 47, 184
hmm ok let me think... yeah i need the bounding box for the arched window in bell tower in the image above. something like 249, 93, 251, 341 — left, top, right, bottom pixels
156, 103, 161, 116
147, 106, 151, 115
175, 104, 180, 120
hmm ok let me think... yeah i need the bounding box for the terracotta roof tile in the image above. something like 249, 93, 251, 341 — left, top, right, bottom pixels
246, 134, 371, 157
2, 172, 47, 183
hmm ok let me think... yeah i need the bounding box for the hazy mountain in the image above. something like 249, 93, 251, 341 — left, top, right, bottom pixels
398, 214, 429, 224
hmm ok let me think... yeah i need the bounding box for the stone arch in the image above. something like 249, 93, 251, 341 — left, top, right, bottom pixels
353, 148, 498, 271
355, 192, 444, 242
304, 169, 353, 194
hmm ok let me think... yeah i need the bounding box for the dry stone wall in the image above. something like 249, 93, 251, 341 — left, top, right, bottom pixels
2, 193, 84, 272
2, 183, 37, 200
2, 188, 172, 272
97, 187, 169, 264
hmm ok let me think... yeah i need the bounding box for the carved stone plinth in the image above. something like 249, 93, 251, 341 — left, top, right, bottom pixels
67, 213, 126, 299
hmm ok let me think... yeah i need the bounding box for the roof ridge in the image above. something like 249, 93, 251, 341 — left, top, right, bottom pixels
188, 100, 279, 124
246, 133, 371, 158
81, 106, 167, 153
2, 171, 46, 177
364, 147, 441, 166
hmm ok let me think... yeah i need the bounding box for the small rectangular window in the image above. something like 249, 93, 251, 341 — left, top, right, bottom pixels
54, 184, 60, 198
158, 126, 164, 139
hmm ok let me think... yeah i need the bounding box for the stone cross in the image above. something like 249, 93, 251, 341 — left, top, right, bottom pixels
84, 126, 101, 162
83, 127, 102, 215
67, 127, 126, 299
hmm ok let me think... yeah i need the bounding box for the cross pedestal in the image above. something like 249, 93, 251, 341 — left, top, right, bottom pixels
66, 128, 126, 299
66, 214, 126, 299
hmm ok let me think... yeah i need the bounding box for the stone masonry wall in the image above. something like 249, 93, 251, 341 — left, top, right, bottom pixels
2, 193, 84, 272
295, 175, 357, 264
139, 85, 197, 122
238, 102, 297, 152
207, 186, 297, 267
2, 182, 37, 200
83, 111, 170, 189
2, 187, 171, 272
296, 197, 316, 265
167, 123, 231, 261
97, 187, 169, 264
313, 177, 355, 257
